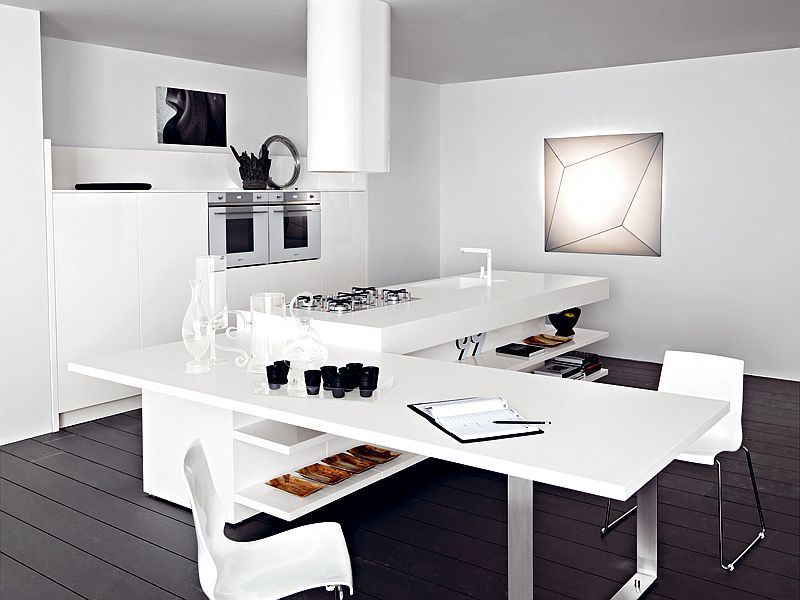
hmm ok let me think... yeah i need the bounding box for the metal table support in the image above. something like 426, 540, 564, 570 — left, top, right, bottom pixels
508, 476, 534, 600
507, 475, 658, 600
611, 475, 658, 598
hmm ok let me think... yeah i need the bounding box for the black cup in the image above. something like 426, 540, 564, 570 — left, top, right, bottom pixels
266, 365, 281, 390
361, 365, 379, 378
339, 367, 356, 391
346, 362, 364, 373
304, 370, 322, 396
329, 373, 345, 398
320, 365, 338, 390
358, 370, 378, 397
273, 360, 290, 384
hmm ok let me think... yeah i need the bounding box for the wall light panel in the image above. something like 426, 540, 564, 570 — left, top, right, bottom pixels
544, 132, 663, 256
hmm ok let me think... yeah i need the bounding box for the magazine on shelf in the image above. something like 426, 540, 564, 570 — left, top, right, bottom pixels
408, 396, 545, 443
533, 363, 582, 378
495, 343, 546, 358
552, 350, 600, 365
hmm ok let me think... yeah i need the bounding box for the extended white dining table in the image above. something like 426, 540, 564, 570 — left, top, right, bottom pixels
71, 341, 728, 599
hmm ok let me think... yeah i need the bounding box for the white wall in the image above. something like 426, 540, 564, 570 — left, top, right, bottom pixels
440, 49, 800, 379
41, 37, 308, 155
368, 77, 441, 286
0, 6, 53, 444
41, 37, 443, 287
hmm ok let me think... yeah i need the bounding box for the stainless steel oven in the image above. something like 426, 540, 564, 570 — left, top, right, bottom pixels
208, 192, 270, 268
268, 192, 321, 263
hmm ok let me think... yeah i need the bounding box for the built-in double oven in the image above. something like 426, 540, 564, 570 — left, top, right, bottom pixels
208, 191, 321, 268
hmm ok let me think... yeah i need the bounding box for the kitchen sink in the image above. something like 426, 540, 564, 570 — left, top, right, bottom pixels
413, 277, 505, 290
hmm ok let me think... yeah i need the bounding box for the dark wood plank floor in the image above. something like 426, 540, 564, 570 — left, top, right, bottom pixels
2, 358, 798, 599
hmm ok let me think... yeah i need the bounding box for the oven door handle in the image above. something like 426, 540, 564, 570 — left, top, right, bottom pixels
270, 209, 317, 214
211, 210, 267, 216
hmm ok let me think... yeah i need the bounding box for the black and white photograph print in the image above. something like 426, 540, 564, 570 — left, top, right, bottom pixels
156, 86, 227, 147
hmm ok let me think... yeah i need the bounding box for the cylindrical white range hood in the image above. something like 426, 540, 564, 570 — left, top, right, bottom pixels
307, 0, 390, 173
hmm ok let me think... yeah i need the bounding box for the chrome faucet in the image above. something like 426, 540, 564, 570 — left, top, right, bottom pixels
460, 247, 493, 286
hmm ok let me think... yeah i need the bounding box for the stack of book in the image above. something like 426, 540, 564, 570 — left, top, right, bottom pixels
541, 351, 603, 380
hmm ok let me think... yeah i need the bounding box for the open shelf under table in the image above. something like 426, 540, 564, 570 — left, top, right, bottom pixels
234, 450, 426, 521
233, 420, 335, 455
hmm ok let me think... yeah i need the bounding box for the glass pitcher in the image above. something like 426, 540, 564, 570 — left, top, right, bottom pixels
211, 292, 287, 373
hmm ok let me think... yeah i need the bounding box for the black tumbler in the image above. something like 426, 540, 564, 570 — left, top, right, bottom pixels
361, 366, 379, 378
266, 365, 281, 390
320, 365, 338, 390
304, 370, 322, 395
359, 369, 379, 398
346, 362, 364, 373
339, 367, 356, 392
329, 373, 345, 398
274, 360, 290, 385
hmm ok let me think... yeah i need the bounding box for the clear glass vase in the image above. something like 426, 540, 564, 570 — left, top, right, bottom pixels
286, 292, 329, 395
196, 255, 229, 365
248, 292, 287, 374
181, 279, 212, 374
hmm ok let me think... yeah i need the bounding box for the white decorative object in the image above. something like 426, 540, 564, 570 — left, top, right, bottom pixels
248, 293, 287, 374
307, 0, 390, 173
544, 132, 663, 256
285, 293, 330, 396
181, 279, 212, 374
196, 255, 228, 365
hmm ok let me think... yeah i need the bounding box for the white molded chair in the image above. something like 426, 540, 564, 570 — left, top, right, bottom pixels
183, 440, 353, 599
601, 351, 766, 571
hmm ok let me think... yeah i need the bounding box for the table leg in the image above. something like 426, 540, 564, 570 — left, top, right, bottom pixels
611, 475, 658, 599
508, 476, 534, 600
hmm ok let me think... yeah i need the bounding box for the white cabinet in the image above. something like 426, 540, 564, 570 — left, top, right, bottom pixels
268, 259, 322, 301
321, 191, 367, 292
53, 193, 141, 412
226, 265, 270, 311
138, 193, 208, 346
51, 189, 369, 420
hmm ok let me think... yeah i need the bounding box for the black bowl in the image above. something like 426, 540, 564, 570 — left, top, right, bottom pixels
548, 307, 581, 337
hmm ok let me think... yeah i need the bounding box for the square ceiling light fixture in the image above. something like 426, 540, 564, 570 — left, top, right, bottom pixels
544, 132, 663, 256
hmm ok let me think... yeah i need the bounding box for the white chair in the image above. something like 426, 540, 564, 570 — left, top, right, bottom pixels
183, 440, 353, 599
600, 351, 766, 571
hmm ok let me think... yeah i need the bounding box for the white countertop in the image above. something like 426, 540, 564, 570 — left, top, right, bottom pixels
70, 340, 726, 501
309, 270, 609, 353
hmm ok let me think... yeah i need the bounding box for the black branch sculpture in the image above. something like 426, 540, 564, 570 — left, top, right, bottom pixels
230, 143, 271, 189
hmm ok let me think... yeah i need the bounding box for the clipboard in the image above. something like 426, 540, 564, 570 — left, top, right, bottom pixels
408, 397, 546, 444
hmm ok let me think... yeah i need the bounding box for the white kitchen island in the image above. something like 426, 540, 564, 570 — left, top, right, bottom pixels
310, 270, 609, 360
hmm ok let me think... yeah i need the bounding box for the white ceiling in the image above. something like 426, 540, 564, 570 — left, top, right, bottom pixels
5, 0, 800, 83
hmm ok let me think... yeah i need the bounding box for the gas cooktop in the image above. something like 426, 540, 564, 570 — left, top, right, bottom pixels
294, 287, 420, 314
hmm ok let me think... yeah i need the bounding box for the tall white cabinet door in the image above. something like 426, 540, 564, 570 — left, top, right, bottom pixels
53, 193, 141, 412
268, 259, 322, 300
321, 191, 368, 292
138, 193, 208, 347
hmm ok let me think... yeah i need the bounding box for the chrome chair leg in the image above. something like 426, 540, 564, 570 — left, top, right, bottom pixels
600, 497, 638, 535
717, 447, 767, 571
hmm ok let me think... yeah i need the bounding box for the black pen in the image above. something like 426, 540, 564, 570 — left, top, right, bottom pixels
493, 420, 551, 425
